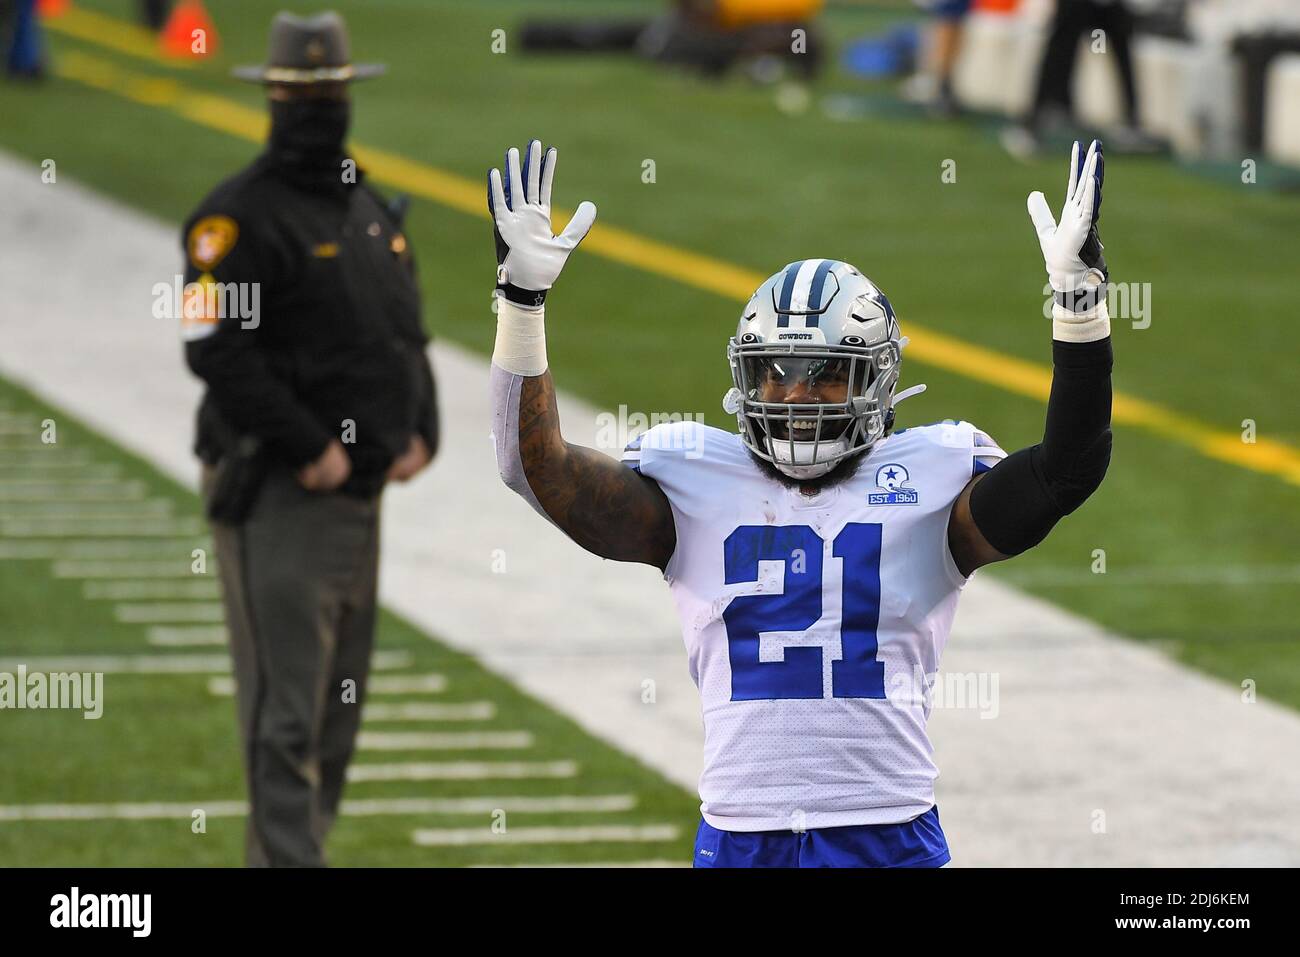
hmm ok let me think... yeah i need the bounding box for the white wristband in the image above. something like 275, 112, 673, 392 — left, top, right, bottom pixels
493, 298, 548, 376
1052, 300, 1111, 343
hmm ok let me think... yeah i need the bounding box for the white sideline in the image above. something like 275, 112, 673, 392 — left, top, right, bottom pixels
2, 154, 1299, 865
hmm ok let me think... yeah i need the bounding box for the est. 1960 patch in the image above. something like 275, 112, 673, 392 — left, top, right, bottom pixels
187, 215, 239, 271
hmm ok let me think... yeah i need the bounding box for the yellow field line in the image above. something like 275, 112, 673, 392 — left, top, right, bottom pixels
44, 5, 196, 69
48, 46, 1300, 487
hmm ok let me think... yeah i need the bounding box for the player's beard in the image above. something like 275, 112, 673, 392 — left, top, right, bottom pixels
745, 445, 867, 495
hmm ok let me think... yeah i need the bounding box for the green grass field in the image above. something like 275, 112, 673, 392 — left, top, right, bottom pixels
0, 0, 1297, 864
0, 375, 699, 866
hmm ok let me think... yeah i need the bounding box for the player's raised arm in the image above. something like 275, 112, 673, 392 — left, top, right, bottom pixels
487, 140, 676, 569
948, 139, 1114, 576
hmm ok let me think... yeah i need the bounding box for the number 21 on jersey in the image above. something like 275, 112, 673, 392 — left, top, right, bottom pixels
722, 523, 885, 701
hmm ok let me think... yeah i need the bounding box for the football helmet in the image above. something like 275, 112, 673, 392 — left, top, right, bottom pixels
724, 259, 924, 480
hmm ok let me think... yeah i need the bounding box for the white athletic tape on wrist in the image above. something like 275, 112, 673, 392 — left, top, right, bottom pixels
493, 298, 548, 376
1052, 300, 1111, 343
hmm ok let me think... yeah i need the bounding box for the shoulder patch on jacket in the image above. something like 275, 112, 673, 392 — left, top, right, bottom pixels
187, 215, 239, 271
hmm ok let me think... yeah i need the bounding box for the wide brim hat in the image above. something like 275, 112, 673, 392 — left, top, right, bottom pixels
232, 11, 386, 84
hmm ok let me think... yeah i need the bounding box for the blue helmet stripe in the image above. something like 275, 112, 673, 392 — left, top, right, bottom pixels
803, 259, 838, 328
774, 260, 804, 328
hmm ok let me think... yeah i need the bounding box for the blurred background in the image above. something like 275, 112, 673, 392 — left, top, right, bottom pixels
0, 0, 1297, 867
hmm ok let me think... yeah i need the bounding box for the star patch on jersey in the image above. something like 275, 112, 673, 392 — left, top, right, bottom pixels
868, 463, 919, 506
187, 215, 239, 272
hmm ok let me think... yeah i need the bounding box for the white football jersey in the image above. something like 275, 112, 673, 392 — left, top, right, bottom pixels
622, 419, 1006, 832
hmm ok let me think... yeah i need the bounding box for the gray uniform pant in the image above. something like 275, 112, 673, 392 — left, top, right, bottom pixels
204, 467, 381, 867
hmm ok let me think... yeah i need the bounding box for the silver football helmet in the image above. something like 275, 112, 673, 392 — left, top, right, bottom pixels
724, 259, 925, 480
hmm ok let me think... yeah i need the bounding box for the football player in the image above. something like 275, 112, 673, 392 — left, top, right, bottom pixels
488, 139, 1112, 867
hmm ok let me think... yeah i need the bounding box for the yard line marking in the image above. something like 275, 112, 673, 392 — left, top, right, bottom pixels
45, 43, 1300, 487
147, 625, 227, 647
0, 455, 102, 470
367, 674, 449, 694
412, 824, 679, 847
202, 653, 415, 695
0, 801, 247, 821
344, 795, 635, 815
85, 580, 221, 600
0, 467, 122, 482
52, 560, 207, 578
357, 731, 533, 751
0, 501, 171, 520
0, 480, 146, 501
468, 860, 688, 868
113, 602, 225, 624
0, 654, 231, 674
0, 794, 636, 821
363, 702, 497, 722
1, 651, 411, 674
1, 517, 204, 537
204, 677, 233, 696
24, 538, 210, 558
0, 478, 134, 489
348, 761, 578, 783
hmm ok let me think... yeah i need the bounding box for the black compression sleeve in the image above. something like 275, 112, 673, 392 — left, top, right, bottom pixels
969, 337, 1113, 555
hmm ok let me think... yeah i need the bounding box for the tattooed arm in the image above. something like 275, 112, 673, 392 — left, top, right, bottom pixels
510, 370, 676, 568
487, 140, 675, 569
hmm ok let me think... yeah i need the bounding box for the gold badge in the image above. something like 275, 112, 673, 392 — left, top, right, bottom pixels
312, 242, 339, 258
187, 215, 239, 271
390, 234, 407, 254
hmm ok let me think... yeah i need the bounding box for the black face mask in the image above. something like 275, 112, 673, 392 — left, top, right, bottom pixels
268, 97, 350, 160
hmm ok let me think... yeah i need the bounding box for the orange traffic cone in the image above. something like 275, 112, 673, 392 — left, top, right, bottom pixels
161, 0, 219, 59
36, 0, 72, 17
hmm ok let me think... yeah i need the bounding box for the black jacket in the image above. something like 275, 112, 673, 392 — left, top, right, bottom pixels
182, 150, 438, 497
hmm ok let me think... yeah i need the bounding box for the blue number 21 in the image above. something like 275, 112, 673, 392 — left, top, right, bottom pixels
722, 524, 885, 701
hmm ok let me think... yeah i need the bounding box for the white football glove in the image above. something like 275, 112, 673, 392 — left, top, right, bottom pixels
488, 140, 597, 308
1027, 139, 1110, 338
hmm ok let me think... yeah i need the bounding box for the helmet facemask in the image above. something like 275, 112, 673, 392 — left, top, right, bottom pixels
728, 336, 901, 480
